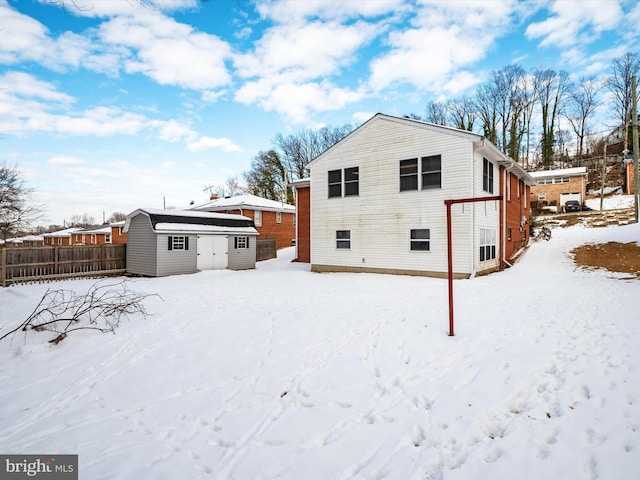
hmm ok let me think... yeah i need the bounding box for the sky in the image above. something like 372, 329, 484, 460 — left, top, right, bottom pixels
1, 0, 639, 226
0, 197, 638, 479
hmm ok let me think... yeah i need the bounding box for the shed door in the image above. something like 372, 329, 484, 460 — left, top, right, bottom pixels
213, 235, 228, 269
197, 235, 215, 270
197, 235, 228, 270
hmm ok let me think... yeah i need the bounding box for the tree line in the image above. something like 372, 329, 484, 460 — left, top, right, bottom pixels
236, 52, 639, 204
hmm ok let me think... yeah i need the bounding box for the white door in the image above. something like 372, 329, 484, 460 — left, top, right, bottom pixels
197, 235, 215, 270
213, 235, 228, 269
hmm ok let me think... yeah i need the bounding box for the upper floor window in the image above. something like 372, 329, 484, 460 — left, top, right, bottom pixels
254, 210, 262, 227
276, 211, 282, 223
400, 155, 441, 191
483, 158, 494, 193
328, 167, 359, 198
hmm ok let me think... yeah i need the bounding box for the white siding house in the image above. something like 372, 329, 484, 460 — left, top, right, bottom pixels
305, 114, 534, 278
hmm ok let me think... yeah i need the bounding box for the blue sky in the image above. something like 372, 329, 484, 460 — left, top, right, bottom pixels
1, 0, 638, 226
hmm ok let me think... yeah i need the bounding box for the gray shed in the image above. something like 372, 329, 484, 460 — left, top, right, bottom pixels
124, 208, 258, 277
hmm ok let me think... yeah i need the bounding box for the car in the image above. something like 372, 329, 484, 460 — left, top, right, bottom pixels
564, 200, 581, 213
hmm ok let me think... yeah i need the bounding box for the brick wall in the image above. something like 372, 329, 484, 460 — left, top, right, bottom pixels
530, 176, 586, 206
295, 186, 310, 263
502, 170, 530, 262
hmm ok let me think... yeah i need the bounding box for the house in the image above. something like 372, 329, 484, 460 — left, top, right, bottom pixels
294, 113, 535, 278
124, 208, 258, 277
71, 221, 128, 246
191, 194, 295, 250
529, 167, 588, 212
43, 228, 81, 246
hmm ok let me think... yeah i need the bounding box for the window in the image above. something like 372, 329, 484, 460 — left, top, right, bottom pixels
234, 236, 249, 249
276, 211, 282, 223
400, 158, 418, 191
400, 156, 441, 191
507, 227, 512, 241
168, 236, 189, 251
105, 234, 112, 244
479, 228, 496, 262
336, 230, 351, 249
328, 169, 342, 198
538, 193, 547, 201
421, 155, 441, 189
254, 210, 262, 227
410, 229, 430, 251
344, 167, 359, 196
328, 167, 359, 198
483, 158, 494, 193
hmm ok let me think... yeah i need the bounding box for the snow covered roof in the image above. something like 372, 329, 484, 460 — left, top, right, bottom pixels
75, 225, 112, 235
124, 208, 258, 235
192, 194, 295, 213
42, 227, 82, 238
529, 167, 588, 179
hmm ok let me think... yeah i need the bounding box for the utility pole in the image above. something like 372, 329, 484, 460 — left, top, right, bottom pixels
632, 76, 639, 222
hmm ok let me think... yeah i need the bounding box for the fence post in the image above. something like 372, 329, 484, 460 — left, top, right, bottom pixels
54, 246, 59, 274
1, 247, 6, 287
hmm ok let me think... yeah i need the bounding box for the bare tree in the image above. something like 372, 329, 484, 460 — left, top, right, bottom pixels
0, 163, 44, 242
273, 124, 354, 181
425, 100, 448, 126
68, 213, 95, 228
606, 52, 640, 151
447, 96, 476, 131
475, 83, 500, 146
244, 150, 289, 203
0, 280, 160, 345
107, 212, 127, 223
534, 68, 572, 166
564, 77, 602, 161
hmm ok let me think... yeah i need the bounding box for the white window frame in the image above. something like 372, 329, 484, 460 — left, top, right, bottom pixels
410, 229, 430, 251
479, 228, 497, 262
254, 210, 262, 227
276, 211, 282, 223
336, 230, 351, 249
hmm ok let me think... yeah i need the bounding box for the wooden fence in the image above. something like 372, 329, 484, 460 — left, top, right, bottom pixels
256, 238, 277, 262
1, 245, 126, 286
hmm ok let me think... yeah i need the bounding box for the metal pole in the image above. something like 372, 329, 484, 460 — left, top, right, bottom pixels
600, 144, 606, 211
632, 76, 639, 223
445, 200, 454, 336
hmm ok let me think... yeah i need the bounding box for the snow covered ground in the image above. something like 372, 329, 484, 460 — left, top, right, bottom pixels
1, 198, 639, 480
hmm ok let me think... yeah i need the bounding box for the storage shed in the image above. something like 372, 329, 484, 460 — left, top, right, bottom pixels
124, 208, 258, 277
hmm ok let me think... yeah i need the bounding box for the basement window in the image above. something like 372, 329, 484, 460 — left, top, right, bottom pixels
336, 230, 351, 249
410, 229, 430, 251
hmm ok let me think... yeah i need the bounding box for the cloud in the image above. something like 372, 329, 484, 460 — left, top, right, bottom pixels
187, 136, 242, 153
0, 71, 196, 142
47, 155, 87, 165
525, 0, 623, 48
254, 0, 405, 23
97, 11, 232, 90
368, 1, 515, 94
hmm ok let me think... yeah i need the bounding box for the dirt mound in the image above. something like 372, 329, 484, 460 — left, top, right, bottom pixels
571, 242, 640, 279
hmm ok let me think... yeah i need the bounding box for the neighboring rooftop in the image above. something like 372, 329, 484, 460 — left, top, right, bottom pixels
192, 194, 295, 213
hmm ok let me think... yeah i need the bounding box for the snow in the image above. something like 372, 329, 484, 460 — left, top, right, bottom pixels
1, 205, 639, 479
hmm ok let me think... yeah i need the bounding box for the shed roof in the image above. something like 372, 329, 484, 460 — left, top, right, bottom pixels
124, 208, 258, 235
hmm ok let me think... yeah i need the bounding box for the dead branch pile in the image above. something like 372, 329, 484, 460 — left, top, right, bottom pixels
1, 279, 161, 345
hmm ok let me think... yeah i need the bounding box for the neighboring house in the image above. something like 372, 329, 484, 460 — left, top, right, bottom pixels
529, 167, 588, 211
71, 224, 112, 245
295, 113, 535, 278
43, 228, 81, 246
70, 222, 127, 245
191, 194, 295, 250
124, 208, 258, 277
291, 179, 311, 263
4, 235, 44, 247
